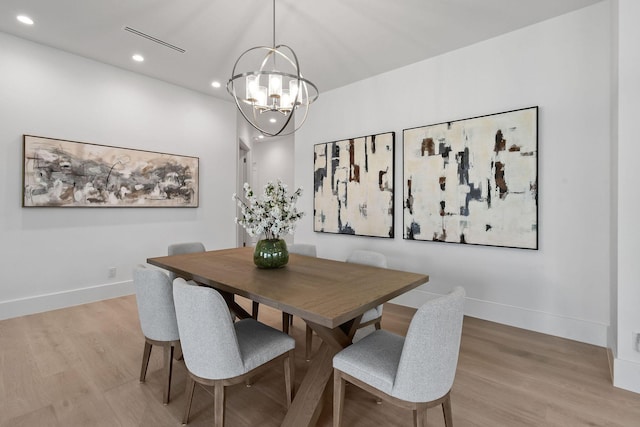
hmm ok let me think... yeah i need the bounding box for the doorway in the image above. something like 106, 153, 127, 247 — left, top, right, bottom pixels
237, 140, 250, 247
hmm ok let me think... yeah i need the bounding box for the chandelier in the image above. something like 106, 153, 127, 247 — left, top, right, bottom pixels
226, 0, 319, 137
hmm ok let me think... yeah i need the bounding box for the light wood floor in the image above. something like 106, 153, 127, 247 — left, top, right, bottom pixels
1, 296, 639, 427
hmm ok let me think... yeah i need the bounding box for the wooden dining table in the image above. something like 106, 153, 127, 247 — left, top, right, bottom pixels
147, 246, 429, 427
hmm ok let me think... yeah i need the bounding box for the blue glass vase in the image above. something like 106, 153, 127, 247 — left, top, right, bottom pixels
253, 239, 289, 269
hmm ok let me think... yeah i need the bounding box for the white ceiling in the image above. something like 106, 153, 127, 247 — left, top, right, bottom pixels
0, 0, 601, 102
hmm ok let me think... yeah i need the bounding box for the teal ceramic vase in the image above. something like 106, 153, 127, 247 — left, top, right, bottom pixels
253, 239, 289, 269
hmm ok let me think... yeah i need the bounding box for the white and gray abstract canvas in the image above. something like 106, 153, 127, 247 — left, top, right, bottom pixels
403, 107, 538, 249
23, 135, 199, 207
314, 132, 394, 238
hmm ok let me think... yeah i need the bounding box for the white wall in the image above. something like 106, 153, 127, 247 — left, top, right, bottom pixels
252, 136, 295, 191
0, 32, 237, 319
613, 0, 640, 394
249, 134, 296, 243
295, 3, 611, 347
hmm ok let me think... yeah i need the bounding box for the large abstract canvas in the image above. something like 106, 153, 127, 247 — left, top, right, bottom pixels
23, 135, 199, 207
314, 132, 394, 238
403, 107, 538, 249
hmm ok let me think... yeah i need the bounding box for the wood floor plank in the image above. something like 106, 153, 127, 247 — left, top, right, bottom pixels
1, 295, 639, 426
24, 313, 80, 378
0, 404, 61, 427
103, 377, 174, 426
52, 389, 121, 427
0, 342, 51, 421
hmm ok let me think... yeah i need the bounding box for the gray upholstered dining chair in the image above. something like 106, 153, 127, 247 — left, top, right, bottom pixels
333, 286, 466, 427
173, 278, 296, 427
346, 250, 387, 330
167, 242, 206, 283
133, 266, 181, 404
288, 243, 317, 257
305, 249, 387, 360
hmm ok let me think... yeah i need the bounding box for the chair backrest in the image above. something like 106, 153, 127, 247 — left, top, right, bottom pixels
289, 243, 317, 257
168, 242, 206, 256
391, 286, 465, 402
173, 278, 245, 379
346, 249, 387, 268
167, 242, 205, 281
133, 266, 180, 342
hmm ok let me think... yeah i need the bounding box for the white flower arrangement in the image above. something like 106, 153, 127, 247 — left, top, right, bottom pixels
233, 180, 304, 240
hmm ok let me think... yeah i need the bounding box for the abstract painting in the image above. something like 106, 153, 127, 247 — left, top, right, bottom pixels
23, 135, 199, 207
314, 132, 394, 238
403, 107, 538, 249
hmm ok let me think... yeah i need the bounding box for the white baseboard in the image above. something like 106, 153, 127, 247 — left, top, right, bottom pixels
2, 282, 609, 349
391, 288, 608, 347
613, 357, 640, 394
0, 280, 134, 321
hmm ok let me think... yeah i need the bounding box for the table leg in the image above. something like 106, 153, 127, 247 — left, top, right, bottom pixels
219, 291, 252, 320
282, 312, 292, 334
281, 316, 362, 427
252, 301, 260, 319
281, 342, 335, 427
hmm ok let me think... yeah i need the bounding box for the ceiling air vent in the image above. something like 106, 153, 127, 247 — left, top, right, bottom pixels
124, 26, 186, 53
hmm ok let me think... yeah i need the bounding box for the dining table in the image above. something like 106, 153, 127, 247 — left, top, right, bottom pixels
147, 246, 429, 427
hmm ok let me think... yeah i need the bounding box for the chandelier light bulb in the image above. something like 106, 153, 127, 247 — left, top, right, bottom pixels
281, 90, 291, 109
256, 86, 268, 107
268, 74, 282, 99
246, 75, 259, 102
289, 79, 299, 104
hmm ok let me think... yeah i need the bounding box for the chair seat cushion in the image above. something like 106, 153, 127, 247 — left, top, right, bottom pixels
235, 319, 296, 372
360, 305, 383, 323
333, 330, 404, 394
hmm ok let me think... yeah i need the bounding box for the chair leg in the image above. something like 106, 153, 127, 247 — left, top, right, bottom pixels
139, 341, 152, 382
214, 381, 225, 427
252, 301, 260, 320
162, 344, 174, 404
284, 356, 293, 409
414, 403, 428, 427
284, 350, 296, 409
305, 325, 313, 361
442, 394, 453, 427
174, 342, 183, 361
375, 320, 382, 330
182, 376, 196, 425
333, 370, 346, 427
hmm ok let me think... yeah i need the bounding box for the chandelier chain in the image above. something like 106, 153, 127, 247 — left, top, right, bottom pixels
272, 0, 276, 49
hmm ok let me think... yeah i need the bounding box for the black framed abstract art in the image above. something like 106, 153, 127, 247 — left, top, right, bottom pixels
314, 132, 395, 238
403, 107, 538, 249
23, 135, 199, 207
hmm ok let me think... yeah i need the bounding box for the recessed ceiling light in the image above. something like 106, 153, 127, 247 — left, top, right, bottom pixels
132, 54, 144, 62
17, 15, 34, 25
269, 118, 277, 123
211, 81, 221, 89
258, 135, 265, 139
